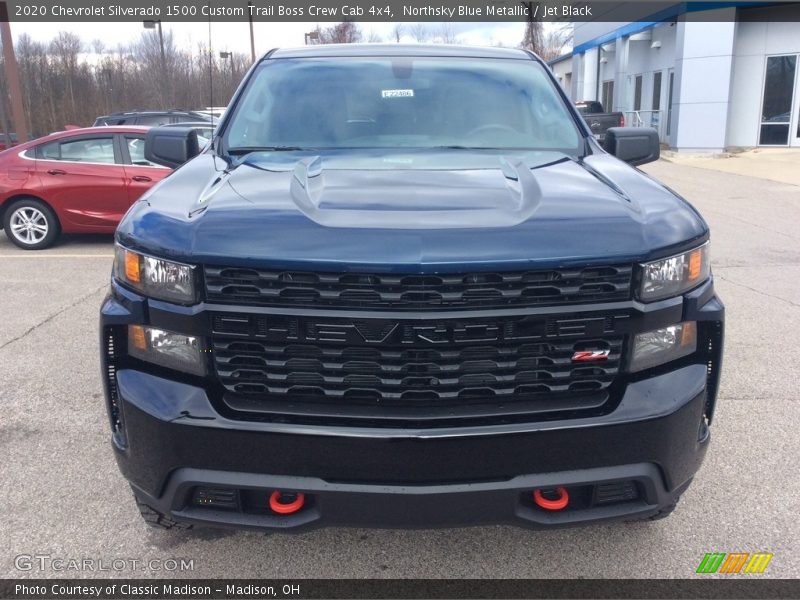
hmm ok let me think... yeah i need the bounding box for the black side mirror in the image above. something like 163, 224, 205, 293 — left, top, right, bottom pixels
603, 127, 660, 166
144, 127, 200, 169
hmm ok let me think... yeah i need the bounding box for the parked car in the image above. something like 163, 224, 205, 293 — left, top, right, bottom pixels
0, 126, 170, 249
93, 110, 212, 127
575, 101, 625, 142
164, 122, 215, 148
191, 107, 227, 120
101, 45, 723, 531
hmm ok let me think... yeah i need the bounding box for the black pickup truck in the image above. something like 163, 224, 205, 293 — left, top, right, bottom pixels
100, 44, 723, 531
576, 101, 626, 142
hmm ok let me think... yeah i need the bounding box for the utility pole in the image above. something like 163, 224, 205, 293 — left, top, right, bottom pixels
0, 2, 29, 143
0, 81, 11, 142
247, 1, 256, 63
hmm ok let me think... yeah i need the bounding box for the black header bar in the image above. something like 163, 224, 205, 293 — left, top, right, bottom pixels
2, 578, 800, 600
4, 1, 800, 22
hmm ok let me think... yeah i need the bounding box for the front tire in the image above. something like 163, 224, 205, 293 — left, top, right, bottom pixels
3, 198, 60, 250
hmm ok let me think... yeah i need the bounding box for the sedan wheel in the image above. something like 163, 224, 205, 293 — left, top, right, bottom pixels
10, 207, 49, 244
3, 199, 60, 250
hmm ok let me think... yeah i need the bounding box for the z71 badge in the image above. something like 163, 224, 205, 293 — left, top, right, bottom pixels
571, 349, 611, 362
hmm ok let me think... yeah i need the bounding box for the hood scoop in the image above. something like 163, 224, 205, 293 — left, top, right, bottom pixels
289, 155, 542, 229
188, 172, 232, 218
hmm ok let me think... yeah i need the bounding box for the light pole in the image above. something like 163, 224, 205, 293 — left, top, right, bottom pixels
143, 20, 167, 105
219, 51, 234, 94
219, 51, 234, 77
247, 1, 256, 63
143, 20, 165, 68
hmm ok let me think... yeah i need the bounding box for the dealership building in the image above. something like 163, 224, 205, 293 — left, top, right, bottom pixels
548, 3, 800, 152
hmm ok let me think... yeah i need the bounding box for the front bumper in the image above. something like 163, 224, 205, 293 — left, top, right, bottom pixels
113, 362, 709, 530
101, 279, 723, 530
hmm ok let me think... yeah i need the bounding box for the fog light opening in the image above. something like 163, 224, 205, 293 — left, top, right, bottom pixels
269, 490, 306, 514
533, 487, 569, 511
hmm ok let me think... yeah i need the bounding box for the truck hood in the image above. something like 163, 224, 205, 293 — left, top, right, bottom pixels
117, 149, 707, 270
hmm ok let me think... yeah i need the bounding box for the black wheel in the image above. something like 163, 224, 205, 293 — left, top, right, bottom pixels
3, 198, 60, 250
136, 499, 193, 531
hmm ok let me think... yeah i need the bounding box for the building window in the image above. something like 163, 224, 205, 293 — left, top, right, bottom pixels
667, 71, 674, 136
652, 72, 662, 111
633, 75, 643, 111
601, 80, 614, 111
759, 55, 797, 146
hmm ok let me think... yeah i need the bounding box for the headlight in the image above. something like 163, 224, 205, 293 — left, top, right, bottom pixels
630, 321, 696, 373
128, 325, 206, 376
639, 242, 710, 301
114, 245, 197, 304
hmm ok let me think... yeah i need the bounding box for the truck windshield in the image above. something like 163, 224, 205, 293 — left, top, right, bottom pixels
223, 56, 582, 155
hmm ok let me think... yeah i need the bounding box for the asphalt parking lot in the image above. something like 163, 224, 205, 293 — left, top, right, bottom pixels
1, 159, 799, 579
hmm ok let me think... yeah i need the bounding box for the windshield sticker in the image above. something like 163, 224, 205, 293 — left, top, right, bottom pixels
381, 89, 414, 98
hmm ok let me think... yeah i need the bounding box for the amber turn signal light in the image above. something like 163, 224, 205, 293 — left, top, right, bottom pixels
129, 325, 147, 351
688, 248, 703, 281
124, 250, 141, 284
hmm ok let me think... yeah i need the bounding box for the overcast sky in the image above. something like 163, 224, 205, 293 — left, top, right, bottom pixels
11, 21, 531, 55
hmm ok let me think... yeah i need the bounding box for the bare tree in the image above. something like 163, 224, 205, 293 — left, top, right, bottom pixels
49, 32, 86, 125
134, 29, 180, 107
539, 25, 572, 61
391, 24, 404, 43
366, 29, 383, 43
521, 21, 544, 55
315, 22, 363, 44
518, 1, 544, 55
433, 23, 459, 44
408, 23, 429, 42
12, 33, 41, 134
519, 3, 572, 59
4, 30, 253, 136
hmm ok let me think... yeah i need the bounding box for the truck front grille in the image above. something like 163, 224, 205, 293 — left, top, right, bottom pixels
204, 265, 632, 310
211, 310, 629, 426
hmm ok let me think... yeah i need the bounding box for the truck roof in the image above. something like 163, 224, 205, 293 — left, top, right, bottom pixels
268, 43, 536, 61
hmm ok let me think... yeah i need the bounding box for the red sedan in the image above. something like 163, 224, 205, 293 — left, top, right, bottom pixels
0, 126, 170, 250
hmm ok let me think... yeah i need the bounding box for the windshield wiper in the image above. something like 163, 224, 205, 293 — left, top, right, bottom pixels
228, 146, 311, 154
430, 145, 504, 150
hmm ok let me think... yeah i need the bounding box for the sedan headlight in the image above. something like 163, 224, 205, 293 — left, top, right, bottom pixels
639, 242, 710, 301
128, 325, 206, 376
630, 321, 696, 373
114, 245, 197, 304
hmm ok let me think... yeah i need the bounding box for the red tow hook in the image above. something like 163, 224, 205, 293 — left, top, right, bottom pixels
269, 490, 306, 514
533, 487, 569, 511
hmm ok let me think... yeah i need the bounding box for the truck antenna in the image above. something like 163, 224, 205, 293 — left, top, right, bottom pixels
207, 3, 214, 128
